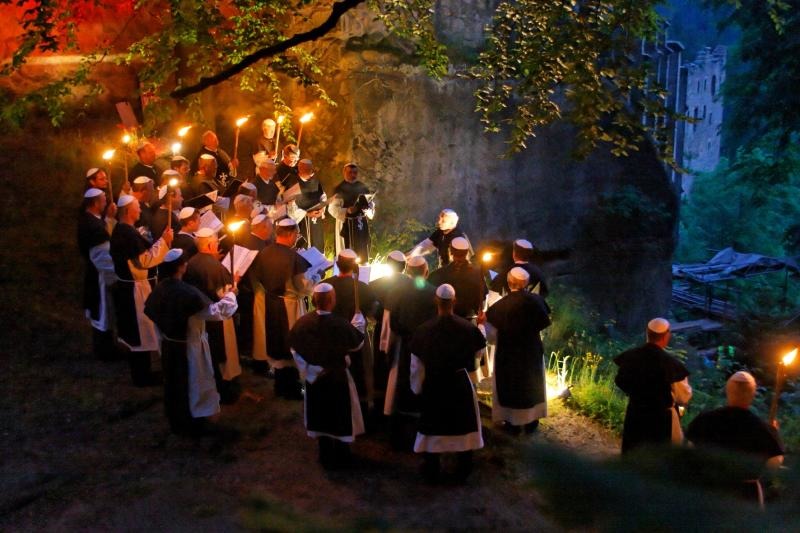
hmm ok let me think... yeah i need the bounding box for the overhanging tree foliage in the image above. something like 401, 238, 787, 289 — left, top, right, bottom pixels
1, 0, 671, 157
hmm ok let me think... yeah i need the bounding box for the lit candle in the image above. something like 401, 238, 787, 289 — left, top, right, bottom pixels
274, 115, 285, 160
296, 112, 314, 150
102, 149, 116, 200
232, 117, 249, 177
167, 177, 180, 229
121, 135, 130, 183
171, 142, 182, 155
227, 219, 246, 284
768, 348, 798, 425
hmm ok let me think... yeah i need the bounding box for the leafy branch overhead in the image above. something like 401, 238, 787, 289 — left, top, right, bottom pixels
3, 0, 681, 158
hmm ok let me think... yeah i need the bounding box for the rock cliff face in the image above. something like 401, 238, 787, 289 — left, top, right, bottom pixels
1, 3, 678, 330
304, 6, 679, 330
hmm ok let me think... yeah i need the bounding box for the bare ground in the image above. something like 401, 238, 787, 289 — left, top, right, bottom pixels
0, 339, 620, 531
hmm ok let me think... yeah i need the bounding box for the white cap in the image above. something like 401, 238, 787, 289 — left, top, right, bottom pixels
508, 266, 530, 283
179, 207, 196, 220
241, 182, 257, 192
199, 153, 215, 161
252, 213, 268, 226
647, 318, 670, 334
85, 167, 101, 178
299, 158, 312, 166
136, 140, 152, 151
435, 283, 456, 300
277, 218, 297, 228
451, 237, 469, 251
117, 194, 136, 207
250, 206, 265, 219
388, 250, 406, 263
407, 256, 427, 268
313, 282, 334, 294
514, 239, 533, 250
195, 227, 215, 238
84, 188, 104, 199
164, 248, 184, 263
339, 249, 357, 261
157, 185, 168, 200
263, 118, 276, 126
171, 155, 189, 164
133, 176, 152, 185
162, 169, 180, 179
343, 162, 358, 169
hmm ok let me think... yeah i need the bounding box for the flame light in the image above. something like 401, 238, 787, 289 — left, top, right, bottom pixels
171, 142, 182, 155
277, 115, 286, 124
177, 125, 192, 138
299, 112, 314, 124
782, 348, 797, 366
102, 149, 115, 161
235, 117, 249, 128
227, 220, 246, 233
122, 134, 131, 144
168, 178, 180, 188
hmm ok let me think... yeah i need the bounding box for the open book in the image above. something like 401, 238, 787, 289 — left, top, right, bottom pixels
222, 245, 259, 277
298, 246, 334, 275
199, 210, 224, 233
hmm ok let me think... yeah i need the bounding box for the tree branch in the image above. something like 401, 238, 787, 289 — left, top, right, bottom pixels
169, 0, 365, 99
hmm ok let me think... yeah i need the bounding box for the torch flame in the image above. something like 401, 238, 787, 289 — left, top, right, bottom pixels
482, 252, 494, 263
782, 348, 797, 366
171, 142, 182, 155
168, 178, 180, 188
235, 116, 249, 128
177, 125, 192, 138
277, 115, 286, 124
227, 220, 246, 233
102, 149, 115, 161
122, 134, 131, 144
299, 112, 314, 124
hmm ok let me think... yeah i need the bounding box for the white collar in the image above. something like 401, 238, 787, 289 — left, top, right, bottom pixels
316, 310, 332, 315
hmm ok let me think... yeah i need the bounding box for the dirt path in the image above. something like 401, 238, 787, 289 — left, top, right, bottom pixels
1, 348, 619, 531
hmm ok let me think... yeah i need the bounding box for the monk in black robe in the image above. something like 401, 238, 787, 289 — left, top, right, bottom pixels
409, 209, 470, 267
145, 249, 238, 435
368, 251, 407, 412
183, 229, 241, 403
383, 256, 437, 449
110, 195, 172, 386
195, 130, 236, 183
131, 142, 159, 185
249, 218, 318, 398
428, 237, 486, 321
295, 159, 326, 251
614, 318, 692, 454
687, 371, 783, 502
235, 214, 271, 364
290, 283, 365, 468
489, 239, 549, 299
325, 250, 377, 410
78, 188, 116, 360
486, 267, 551, 433
328, 163, 373, 260
410, 283, 485, 483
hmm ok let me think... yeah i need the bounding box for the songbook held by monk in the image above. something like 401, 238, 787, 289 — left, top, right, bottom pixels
298, 246, 334, 274
199, 210, 224, 233
222, 245, 259, 277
